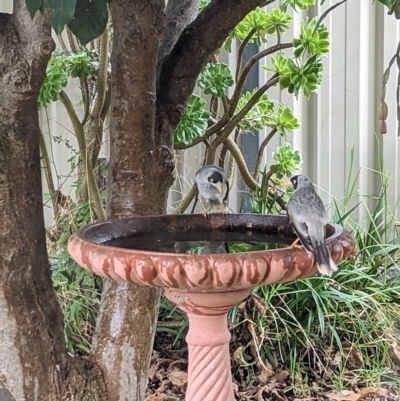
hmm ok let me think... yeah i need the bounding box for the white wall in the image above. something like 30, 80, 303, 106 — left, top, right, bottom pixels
1, 0, 399, 227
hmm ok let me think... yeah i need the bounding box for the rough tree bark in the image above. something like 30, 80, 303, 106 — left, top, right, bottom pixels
0, 0, 266, 400
0, 1, 107, 400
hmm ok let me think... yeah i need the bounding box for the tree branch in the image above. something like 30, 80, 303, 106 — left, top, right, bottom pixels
66, 26, 79, 53
158, 0, 202, 64
157, 0, 267, 131
224, 136, 260, 191
253, 127, 277, 179
91, 22, 110, 120
236, 28, 256, 81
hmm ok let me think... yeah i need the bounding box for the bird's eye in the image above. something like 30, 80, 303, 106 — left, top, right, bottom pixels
293, 179, 297, 185
210, 178, 214, 182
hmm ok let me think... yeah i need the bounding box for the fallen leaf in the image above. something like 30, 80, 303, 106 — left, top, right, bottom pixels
274, 370, 290, 383
389, 341, 400, 367
233, 346, 247, 366
251, 294, 266, 315
325, 387, 390, 401
167, 370, 188, 388
257, 360, 274, 383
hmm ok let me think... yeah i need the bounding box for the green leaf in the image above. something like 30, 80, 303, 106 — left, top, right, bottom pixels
280, 0, 315, 12
271, 143, 303, 179
293, 17, 330, 58
38, 54, 69, 108
44, 0, 77, 34
264, 8, 293, 35
174, 94, 210, 146
26, 0, 43, 18
236, 90, 275, 132
267, 105, 300, 137
376, 0, 396, 8
197, 63, 234, 98
67, 0, 109, 46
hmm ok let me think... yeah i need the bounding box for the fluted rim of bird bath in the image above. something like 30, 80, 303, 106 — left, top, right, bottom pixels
67, 214, 355, 292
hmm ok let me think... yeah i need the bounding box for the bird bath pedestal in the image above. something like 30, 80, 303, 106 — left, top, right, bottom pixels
68, 214, 355, 401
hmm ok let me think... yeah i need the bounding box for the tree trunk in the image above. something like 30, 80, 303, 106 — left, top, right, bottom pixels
0, 2, 106, 400
90, 2, 175, 400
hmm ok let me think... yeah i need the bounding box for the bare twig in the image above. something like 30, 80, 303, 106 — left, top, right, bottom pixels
173, 184, 198, 214
313, 0, 348, 34
253, 127, 277, 179
39, 131, 58, 217
66, 26, 79, 53
236, 28, 257, 81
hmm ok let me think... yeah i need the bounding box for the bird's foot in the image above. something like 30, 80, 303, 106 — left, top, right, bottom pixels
290, 238, 302, 249
202, 210, 210, 219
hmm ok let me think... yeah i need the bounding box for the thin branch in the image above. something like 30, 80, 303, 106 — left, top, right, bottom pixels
91, 23, 110, 120
313, 0, 348, 34
206, 75, 280, 163
223, 136, 260, 191
227, 150, 236, 188
173, 184, 198, 214
222, 96, 230, 119
253, 127, 277, 179
59, 91, 106, 220
236, 28, 256, 82
100, 83, 111, 122
57, 34, 67, 52
219, 143, 228, 167
81, 78, 90, 126
66, 26, 79, 53
229, 43, 292, 115
39, 131, 58, 217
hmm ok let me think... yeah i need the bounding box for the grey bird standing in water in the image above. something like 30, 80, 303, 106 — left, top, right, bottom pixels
286, 174, 337, 277
195, 165, 229, 215
194, 165, 230, 254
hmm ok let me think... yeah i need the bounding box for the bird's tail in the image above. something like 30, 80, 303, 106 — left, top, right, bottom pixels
314, 242, 338, 277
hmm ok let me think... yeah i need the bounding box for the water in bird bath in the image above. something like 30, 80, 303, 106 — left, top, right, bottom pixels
82, 214, 339, 255
102, 230, 294, 254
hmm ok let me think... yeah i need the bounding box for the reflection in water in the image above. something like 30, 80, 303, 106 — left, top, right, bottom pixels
102, 231, 293, 255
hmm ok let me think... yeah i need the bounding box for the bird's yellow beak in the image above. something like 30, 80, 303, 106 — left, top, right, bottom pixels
215, 182, 222, 193
281, 181, 290, 187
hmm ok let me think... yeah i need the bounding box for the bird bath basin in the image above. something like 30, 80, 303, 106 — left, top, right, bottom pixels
68, 214, 355, 401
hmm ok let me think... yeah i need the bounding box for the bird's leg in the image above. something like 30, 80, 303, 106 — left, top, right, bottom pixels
290, 237, 302, 249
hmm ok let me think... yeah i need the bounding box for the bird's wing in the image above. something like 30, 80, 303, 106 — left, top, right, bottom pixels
286, 205, 313, 252
223, 180, 230, 202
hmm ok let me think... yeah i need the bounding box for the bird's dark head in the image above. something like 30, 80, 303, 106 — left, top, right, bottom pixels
208, 170, 223, 193
290, 174, 312, 190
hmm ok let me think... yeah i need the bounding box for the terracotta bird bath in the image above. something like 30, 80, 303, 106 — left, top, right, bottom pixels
68, 214, 355, 401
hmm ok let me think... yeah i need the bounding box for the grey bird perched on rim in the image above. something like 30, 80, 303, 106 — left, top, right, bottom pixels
286, 174, 338, 277
195, 165, 229, 216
